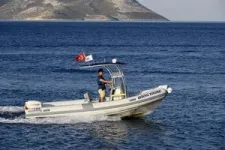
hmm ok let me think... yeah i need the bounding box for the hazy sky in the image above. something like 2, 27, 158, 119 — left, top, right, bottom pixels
138, 0, 225, 21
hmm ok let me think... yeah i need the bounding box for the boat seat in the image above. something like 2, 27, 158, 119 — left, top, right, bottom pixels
84, 92, 92, 102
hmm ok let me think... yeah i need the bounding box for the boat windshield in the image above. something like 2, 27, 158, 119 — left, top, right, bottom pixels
111, 77, 126, 100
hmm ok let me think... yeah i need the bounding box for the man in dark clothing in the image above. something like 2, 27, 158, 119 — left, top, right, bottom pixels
97, 68, 112, 102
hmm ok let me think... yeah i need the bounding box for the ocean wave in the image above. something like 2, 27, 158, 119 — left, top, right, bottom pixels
52, 68, 95, 73
0, 43, 223, 48
0, 115, 121, 124
131, 70, 225, 75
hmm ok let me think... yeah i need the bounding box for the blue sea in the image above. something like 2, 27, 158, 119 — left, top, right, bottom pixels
0, 21, 224, 150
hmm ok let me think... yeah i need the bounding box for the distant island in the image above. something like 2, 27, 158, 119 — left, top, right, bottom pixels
0, 0, 168, 21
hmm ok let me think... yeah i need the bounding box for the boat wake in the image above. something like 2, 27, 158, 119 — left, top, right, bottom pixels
0, 106, 121, 124
0, 106, 24, 118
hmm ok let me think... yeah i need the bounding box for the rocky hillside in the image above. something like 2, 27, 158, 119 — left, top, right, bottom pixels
0, 0, 168, 21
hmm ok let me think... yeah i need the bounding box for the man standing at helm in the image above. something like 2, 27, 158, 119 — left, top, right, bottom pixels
97, 68, 112, 102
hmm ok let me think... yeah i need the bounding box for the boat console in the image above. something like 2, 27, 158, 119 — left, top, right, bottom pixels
81, 60, 127, 101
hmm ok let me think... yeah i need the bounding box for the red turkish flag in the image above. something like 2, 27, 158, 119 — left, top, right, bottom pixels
75, 52, 86, 62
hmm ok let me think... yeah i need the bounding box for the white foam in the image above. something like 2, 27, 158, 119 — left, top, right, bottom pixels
0, 106, 24, 113
0, 106, 121, 124
0, 115, 121, 124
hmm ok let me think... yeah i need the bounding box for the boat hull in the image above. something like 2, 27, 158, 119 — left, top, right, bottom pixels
25, 85, 171, 119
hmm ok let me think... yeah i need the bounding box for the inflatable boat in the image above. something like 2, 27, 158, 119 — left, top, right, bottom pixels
24, 61, 172, 119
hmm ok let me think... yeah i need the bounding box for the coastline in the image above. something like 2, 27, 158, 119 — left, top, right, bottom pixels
1, 19, 225, 24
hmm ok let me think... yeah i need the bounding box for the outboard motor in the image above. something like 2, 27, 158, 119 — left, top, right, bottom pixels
24, 101, 42, 113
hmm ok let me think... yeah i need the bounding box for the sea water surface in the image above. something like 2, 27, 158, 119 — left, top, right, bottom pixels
0, 21, 224, 149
